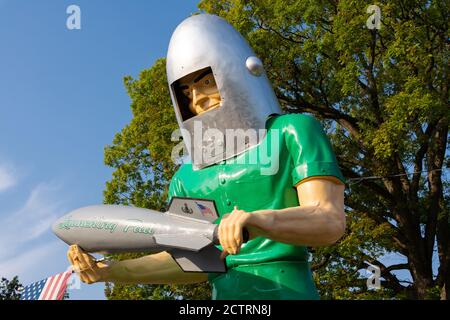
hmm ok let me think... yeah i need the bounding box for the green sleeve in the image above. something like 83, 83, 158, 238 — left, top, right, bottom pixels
278, 114, 346, 186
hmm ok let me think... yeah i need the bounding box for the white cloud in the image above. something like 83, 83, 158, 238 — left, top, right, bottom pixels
0, 241, 63, 283
0, 181, 73, 287
0, 182, 67, 260
0, 164, 17, 192
0, 173, 105, 298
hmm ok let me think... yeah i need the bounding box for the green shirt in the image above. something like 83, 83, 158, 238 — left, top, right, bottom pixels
168, 113, 345, 270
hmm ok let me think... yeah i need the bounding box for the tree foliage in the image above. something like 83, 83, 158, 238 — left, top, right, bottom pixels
104, 0, 449, 299
198, 0, 449, 299
0, 276, 23, 300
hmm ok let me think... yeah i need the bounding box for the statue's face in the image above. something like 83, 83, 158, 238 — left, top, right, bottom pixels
178, 70, 221, 115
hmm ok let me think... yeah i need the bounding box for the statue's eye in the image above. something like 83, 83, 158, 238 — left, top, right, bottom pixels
204, 80, 210, 85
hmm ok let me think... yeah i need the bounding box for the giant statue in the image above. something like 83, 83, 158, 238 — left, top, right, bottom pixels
66, 14, 346, 300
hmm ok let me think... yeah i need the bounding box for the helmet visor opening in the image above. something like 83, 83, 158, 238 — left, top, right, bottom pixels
172, 67, 222, 121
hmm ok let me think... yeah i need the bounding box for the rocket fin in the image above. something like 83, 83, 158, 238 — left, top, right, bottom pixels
166, 197, 218, 223
170, 245, 227, 273
154, 234, 212, 252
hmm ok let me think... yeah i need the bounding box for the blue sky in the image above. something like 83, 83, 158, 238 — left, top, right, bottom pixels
0, 0, 199, 300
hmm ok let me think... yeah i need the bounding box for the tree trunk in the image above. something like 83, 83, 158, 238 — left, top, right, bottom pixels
441, 284, 447, 300
407, 237, 434, 299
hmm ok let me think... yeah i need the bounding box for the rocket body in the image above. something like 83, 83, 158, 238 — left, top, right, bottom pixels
52, 197, 226, 273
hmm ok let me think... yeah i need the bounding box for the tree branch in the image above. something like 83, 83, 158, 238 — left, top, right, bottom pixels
425, 117, 449, 265
277, 94, 364, 144
410, 122, 436, 198
311, 254, 332, 271
386, 263, 409, 272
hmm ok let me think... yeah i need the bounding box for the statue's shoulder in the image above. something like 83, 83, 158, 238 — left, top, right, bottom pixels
169, 163, 195, 197
267, 113, 321, 130
173, 163, 194, 179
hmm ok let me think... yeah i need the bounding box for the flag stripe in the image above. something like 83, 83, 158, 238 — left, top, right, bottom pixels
43, 274, 58, 300
56, 272, 72, 300
48, 272, 66, 300
21, 270, 73, 300
53, 271, 72, 300
46, 273, 62, 300
39, 276, 55, 300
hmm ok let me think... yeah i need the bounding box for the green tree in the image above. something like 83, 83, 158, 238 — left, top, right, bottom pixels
104, 0, 449, 299
198, 0, 449, 299
0, 276, 23, 300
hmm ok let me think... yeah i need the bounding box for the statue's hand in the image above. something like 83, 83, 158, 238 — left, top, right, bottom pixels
67, 245, 108, 284
218, 206, 253, 258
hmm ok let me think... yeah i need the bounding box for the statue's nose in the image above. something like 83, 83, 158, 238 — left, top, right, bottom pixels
192, 88, 207, 106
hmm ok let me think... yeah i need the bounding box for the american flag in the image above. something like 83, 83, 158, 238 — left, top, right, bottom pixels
20, 270, 73, 300
195, 202, 214, 217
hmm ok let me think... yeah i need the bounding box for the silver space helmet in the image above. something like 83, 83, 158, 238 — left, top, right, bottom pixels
166, 14, 282, 170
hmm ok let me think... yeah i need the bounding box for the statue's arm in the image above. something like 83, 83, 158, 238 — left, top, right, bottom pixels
218, 177, 346, 254
67, 245, 208, 285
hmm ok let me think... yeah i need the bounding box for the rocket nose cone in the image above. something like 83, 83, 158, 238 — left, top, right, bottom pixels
52, 215, 66, 239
